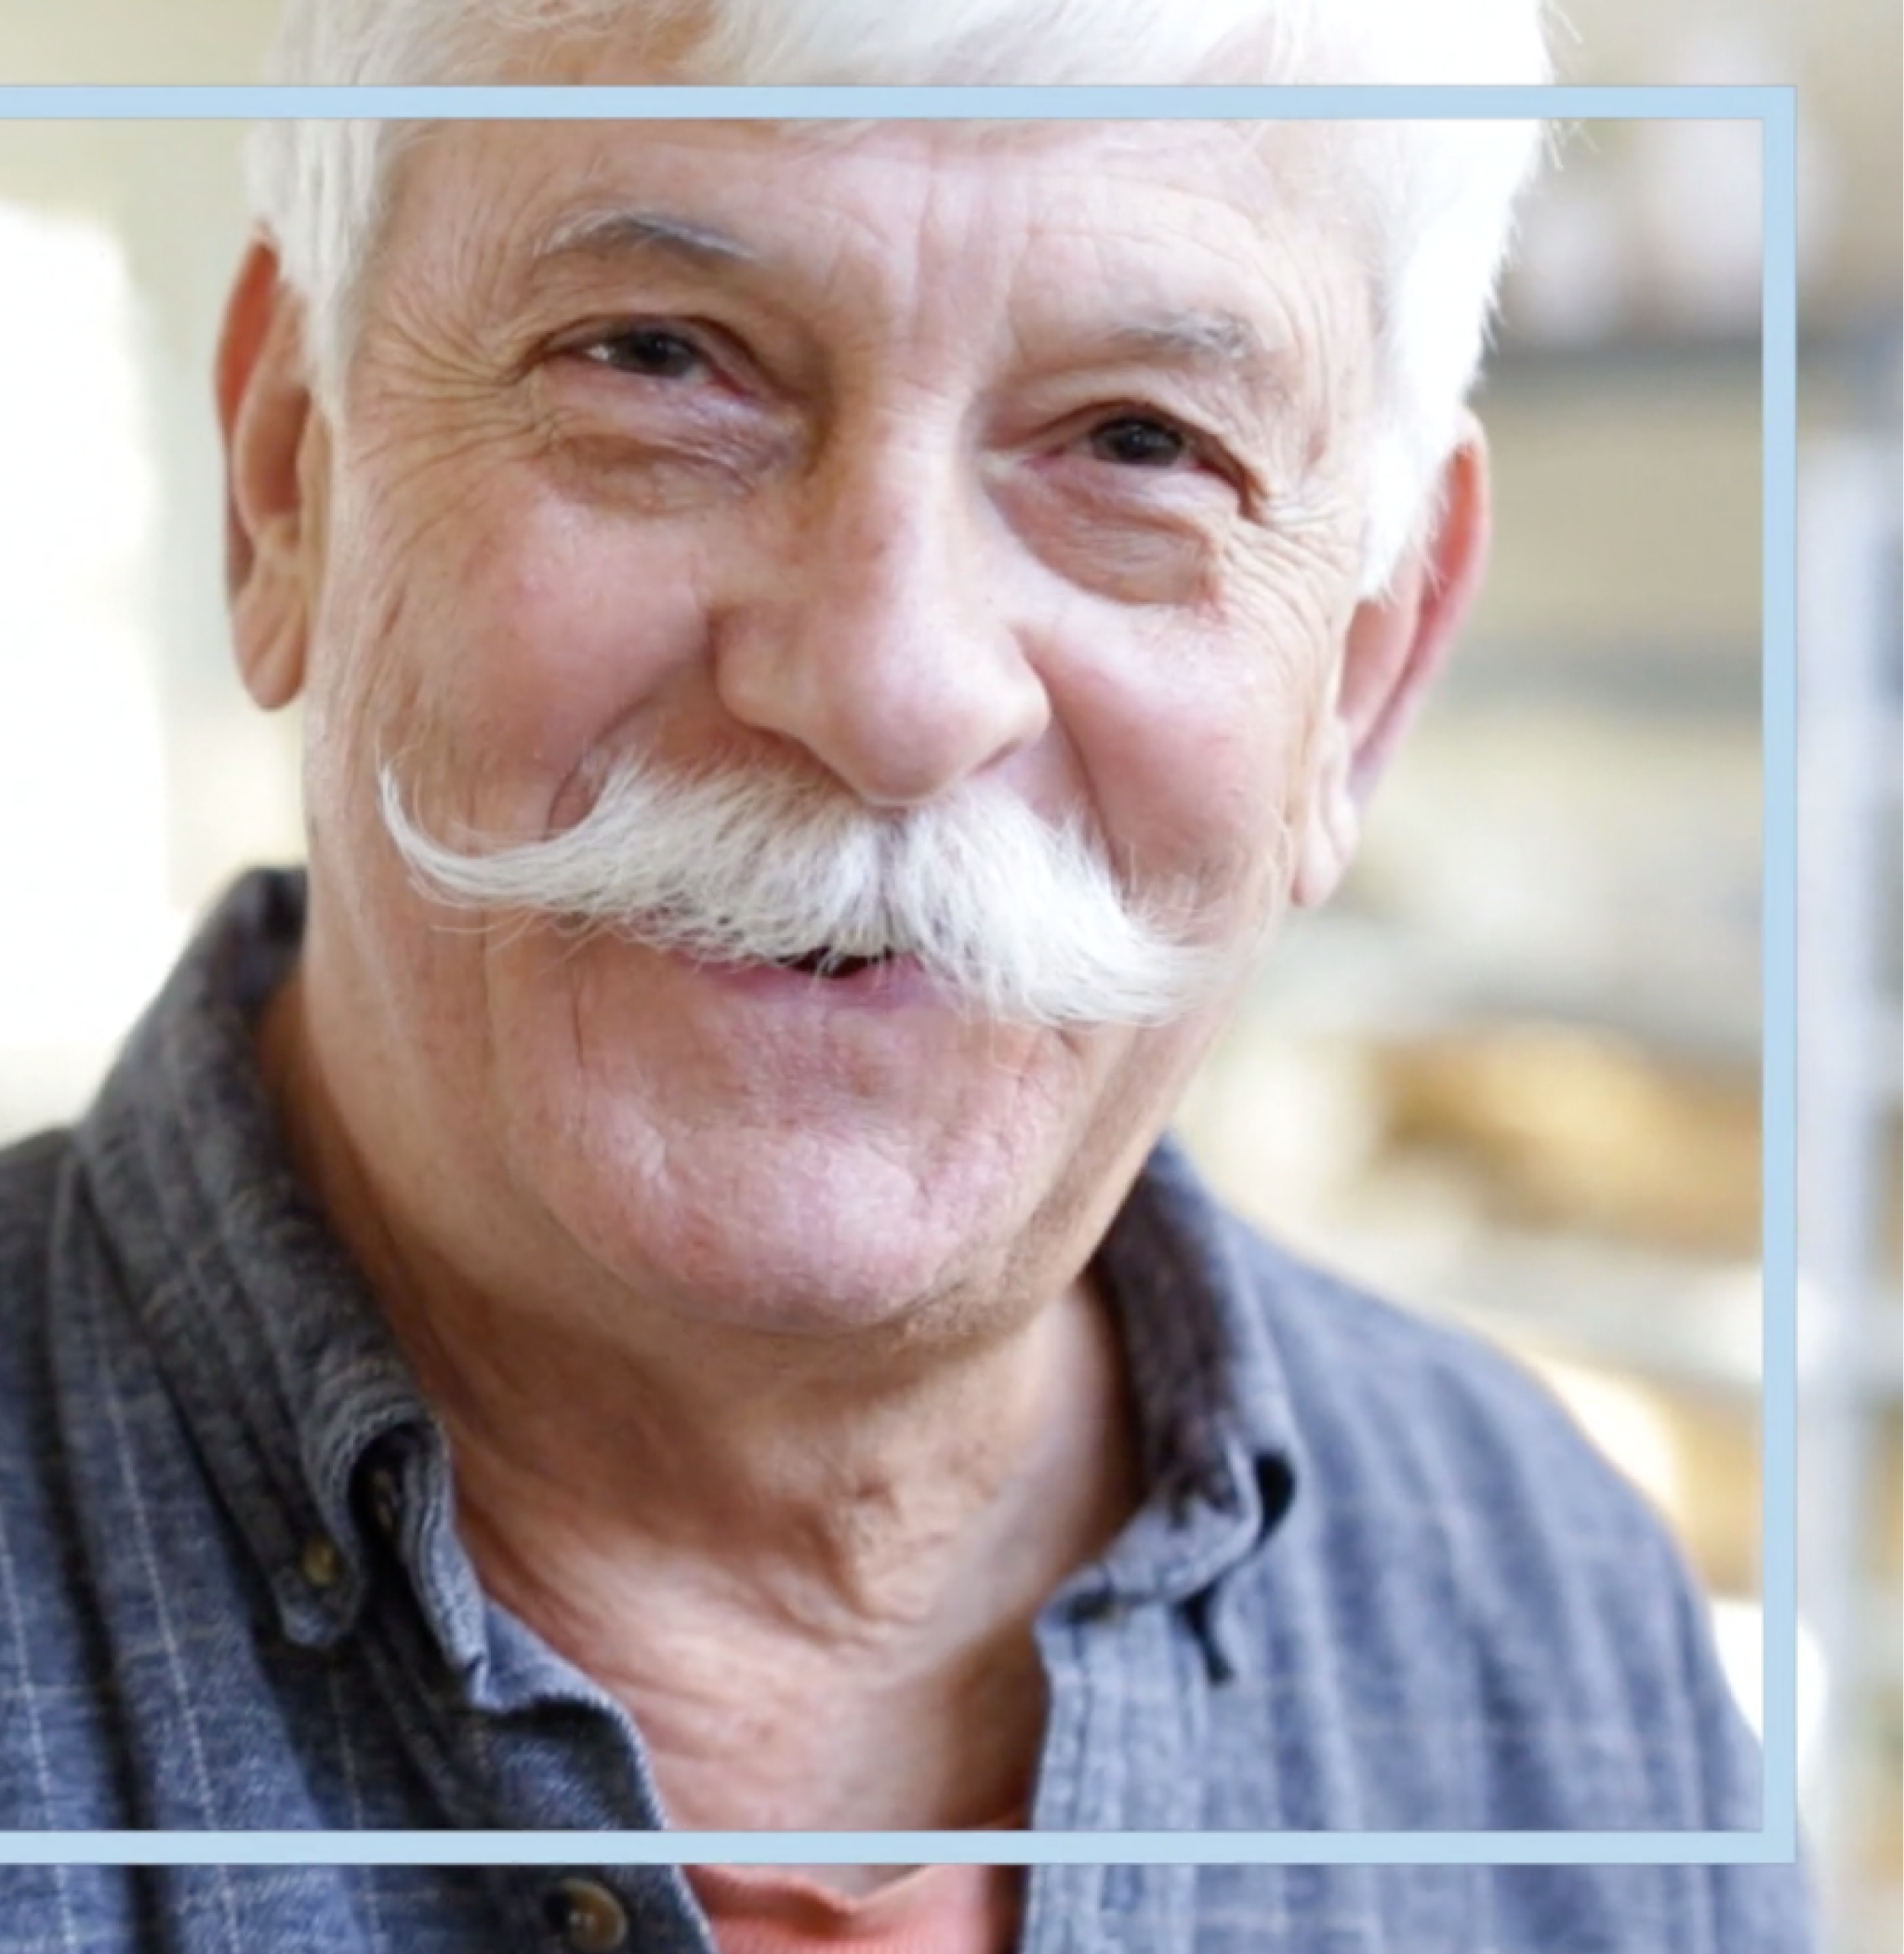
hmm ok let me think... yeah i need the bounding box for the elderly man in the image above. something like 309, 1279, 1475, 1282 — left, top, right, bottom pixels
0, 1, 1809, 1950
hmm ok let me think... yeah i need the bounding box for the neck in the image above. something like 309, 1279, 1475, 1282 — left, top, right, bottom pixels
449, 1271, 1135, 1830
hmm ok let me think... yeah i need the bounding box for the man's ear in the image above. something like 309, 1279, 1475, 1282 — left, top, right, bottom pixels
1291, 421, 1491, 910
215, 237, 323, 711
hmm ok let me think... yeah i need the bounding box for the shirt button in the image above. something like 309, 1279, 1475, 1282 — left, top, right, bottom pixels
544, 1879, 628, 1953
299, 1535, 343, 1591
1069, 1589, 1127, 1626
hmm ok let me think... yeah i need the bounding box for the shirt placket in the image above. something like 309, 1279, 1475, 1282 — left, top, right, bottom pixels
1018, 1578, 1212, 1954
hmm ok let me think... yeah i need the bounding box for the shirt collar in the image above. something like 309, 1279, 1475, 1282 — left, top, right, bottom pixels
74, 868, 1303, 1662
1090, 1132, 1302, 1611
76, 870, 446, 1653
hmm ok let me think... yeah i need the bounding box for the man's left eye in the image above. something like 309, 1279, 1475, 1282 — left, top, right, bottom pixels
582, 327, 709, 380
1086, 415, 1193, 469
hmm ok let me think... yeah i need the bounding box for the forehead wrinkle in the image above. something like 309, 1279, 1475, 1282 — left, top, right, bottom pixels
427, 148, 1330, 431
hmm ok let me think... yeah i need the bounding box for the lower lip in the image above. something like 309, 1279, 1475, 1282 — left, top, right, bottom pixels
688, 952, 946, 1012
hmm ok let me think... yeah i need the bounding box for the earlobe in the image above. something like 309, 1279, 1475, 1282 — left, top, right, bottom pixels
1289, 716, 1359, 911
217, 237, 321, 712
1290, 427, 1492, 911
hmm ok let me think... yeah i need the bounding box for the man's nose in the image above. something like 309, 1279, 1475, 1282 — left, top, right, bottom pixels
710, 429, 1050, 807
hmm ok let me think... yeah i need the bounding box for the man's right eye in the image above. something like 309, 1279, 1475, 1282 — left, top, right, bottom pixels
581, 327, 709, 380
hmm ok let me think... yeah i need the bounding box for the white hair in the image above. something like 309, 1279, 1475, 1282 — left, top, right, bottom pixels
247, 0, 1551, 591
378, 753, 1243, 1026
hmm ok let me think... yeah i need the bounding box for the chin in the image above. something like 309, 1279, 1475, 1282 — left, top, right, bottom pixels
615, 1226, 985, 1350
537, 1113, 1031, 1347
483, 956, 1113, 1346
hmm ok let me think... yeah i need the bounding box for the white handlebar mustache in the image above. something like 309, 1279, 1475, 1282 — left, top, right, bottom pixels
378, 755, 1245, 1028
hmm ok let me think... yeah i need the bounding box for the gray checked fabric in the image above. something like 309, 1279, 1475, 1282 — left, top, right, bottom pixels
0, 871, 1809, 1951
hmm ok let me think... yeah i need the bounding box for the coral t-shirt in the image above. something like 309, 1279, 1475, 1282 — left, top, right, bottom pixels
684, 1862, 1025, 1954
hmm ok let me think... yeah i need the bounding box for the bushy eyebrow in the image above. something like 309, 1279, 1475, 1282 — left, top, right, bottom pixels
529, 207, 762, 275
1090, 312, 1289, 395
521, 205, 1288, 403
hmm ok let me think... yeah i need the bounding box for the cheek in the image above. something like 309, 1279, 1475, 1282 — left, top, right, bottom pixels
331, 468, 725, 825
1051, 640, 1318, 921
1045, 556, 1347, 918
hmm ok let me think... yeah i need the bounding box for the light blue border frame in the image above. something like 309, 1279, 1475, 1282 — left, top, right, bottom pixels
0, 82, 1796, 1871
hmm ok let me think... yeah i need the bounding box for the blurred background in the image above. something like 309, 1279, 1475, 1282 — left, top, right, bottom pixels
0, 2, 1897, 1945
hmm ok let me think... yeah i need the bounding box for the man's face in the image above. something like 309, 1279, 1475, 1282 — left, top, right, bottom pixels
254, 113, 1403, 1342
